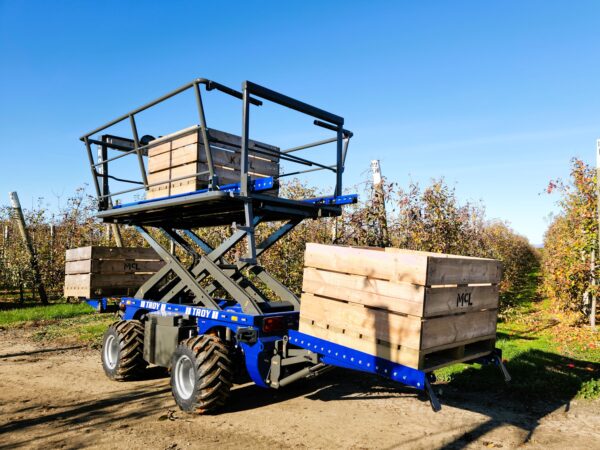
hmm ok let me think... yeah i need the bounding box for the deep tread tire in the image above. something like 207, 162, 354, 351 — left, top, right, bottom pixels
101, 320, 147, 381
171, 335, 233, 414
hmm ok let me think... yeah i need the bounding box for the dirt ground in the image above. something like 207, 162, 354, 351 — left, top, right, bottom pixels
1, 328, 599, 450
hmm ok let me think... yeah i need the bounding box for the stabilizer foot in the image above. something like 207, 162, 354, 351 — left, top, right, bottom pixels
424, 378, 441, 412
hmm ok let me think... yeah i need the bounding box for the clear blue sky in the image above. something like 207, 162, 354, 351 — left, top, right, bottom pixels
1, 1, 599, 245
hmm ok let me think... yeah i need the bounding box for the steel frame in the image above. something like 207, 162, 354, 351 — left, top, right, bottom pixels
115, 297, 510, 412
80, 78, 355, 315
132, 213, 302, 315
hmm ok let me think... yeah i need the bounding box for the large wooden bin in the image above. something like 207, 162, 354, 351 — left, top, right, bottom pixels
64, 246, 165, 299
299, 244, 502, 371
146, 126, 280, 199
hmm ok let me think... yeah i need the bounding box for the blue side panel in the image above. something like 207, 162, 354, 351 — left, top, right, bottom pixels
85, 299, 104, 311
85, 298, 119, 313
120, 297, 295, 387
288, 330, 427, 391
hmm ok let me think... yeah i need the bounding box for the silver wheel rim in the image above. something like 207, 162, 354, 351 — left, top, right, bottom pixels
104, 335, 119, 370
175, 355, 195, 400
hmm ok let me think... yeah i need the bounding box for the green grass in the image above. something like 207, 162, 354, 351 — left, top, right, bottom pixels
31, 313, 116, 346
0, 302, 116, 346
435, 296, 600, 401
0, 303, 96, 326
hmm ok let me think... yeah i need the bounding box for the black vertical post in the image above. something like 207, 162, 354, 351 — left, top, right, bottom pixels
98, 136, 109, 210
239, 83, 256, 263
240, 83, 251, 196
335, 127, 343, 197
194, 82, 217, 189
84, 136, 102, 201
129, 114, 149, 187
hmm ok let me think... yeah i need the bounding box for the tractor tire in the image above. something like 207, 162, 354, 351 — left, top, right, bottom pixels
101, 320, 147, 381
170, 335, 234, 414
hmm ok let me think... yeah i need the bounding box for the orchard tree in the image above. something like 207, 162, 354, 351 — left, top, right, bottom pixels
542, 158, 598, 325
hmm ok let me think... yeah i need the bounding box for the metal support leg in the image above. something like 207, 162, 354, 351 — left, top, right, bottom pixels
425, 377, 442, 412
492, 350, 512, 382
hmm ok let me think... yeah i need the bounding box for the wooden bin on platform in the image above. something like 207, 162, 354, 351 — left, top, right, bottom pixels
299, 243, 503, 371
64, 246, 165, 299
146, 126, 280, 199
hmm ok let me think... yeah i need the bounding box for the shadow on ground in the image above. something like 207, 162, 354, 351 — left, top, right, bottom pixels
228, 347, 599, 449
2, 346, 597, 449
0, 386, 171, 450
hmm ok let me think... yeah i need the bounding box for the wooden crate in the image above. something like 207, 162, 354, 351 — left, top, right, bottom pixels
64, 246, 165, 299
299, 243, 502, 371
146, 126, 280, 199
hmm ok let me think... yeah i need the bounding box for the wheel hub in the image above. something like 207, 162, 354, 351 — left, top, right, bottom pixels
103, 334, 120, 370
175, 355, 195, 400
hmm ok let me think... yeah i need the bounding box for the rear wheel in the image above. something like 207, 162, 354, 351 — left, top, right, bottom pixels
171, 335, 233, 414
101, 320, 147, 381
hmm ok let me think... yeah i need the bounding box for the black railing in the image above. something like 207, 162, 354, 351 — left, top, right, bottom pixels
80, 78, 352, 210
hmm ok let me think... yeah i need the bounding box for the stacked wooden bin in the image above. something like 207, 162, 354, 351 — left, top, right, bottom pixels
299, 243, 502, 371
64, 246, 164, 299
146, 126, 280, 199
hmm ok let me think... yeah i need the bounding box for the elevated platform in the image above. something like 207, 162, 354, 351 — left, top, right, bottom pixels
81, 78, 356, 315
98, 177, 357, 228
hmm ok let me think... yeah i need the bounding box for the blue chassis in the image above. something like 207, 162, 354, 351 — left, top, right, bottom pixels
115, 297, 504, 400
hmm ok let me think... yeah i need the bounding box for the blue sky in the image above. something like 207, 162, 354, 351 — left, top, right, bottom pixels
1, 1, 599, 244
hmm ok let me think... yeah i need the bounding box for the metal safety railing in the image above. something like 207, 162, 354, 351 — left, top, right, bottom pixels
80, 78, 353, 210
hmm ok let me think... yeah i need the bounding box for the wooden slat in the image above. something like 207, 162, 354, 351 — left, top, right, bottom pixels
302, 268, 499, 318
302, 268, 425, 316
384, 247, 502, 285
64, 273, 154, 288
420, 309, 498, 349
424, 284, 499, 317
304, 243, 429, 284
65, 259, 165, 275
207, 128, 280, 162
64, 273, 153, 298
171, 130, 199, 150
300, 293, 423, 348
147, 126, 280, 162
300, 293, 498, 350
147, 126, 197, 157
304, 244, 502, 286
426, 257, 502, 285
148, 145, 279, 177
65, 246, 161, 261
299, 319, 496, 371
298, 319, 421, 368
419, 337, 496, 371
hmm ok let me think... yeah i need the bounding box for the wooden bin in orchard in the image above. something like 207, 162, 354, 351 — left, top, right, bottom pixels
299, 243, 503, 371
64, 246, 165, 299
146, 126, 280, 199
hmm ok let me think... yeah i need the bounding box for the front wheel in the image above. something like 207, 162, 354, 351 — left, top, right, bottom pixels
171, 335, 233, 414
101, 320, 147, 381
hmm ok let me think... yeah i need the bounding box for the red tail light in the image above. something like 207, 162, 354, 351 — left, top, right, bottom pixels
262, 316, 286, 333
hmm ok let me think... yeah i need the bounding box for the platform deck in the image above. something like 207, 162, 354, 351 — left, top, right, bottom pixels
98, 181, 355, 228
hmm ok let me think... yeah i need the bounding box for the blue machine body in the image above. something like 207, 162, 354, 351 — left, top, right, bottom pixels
117, 297, 442, 394
120, 297, 297, 388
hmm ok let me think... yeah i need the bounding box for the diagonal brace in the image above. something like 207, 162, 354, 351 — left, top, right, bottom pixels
135, 226, 220, 310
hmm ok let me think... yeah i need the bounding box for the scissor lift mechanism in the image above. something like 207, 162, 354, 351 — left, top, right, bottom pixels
81, 78, 509, 413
